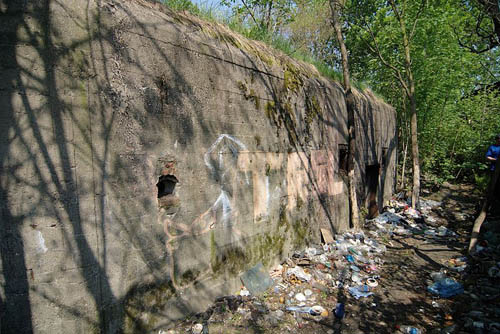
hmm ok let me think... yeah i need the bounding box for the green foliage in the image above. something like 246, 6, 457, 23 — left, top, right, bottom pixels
342, 0, 500, 183
474, 172, 490, 192
420, 89, 500, 181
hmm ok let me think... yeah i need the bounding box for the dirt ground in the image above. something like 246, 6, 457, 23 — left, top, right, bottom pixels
161, 184, 500, 334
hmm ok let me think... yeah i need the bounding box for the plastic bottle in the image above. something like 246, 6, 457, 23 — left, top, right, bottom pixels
399, 325, 421, 334
354, 254, 369, 263
348, 247, 359, 255
337, 243, 349, 255
430, 270, 447, 282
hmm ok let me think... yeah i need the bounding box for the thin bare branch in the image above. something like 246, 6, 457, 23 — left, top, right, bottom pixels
389, 0, 402, 24
362, 22, 410, 97
458, 39, 496, 53
265, 1, 273, 30
479, 60, 498, 80
240, 0, 259, 27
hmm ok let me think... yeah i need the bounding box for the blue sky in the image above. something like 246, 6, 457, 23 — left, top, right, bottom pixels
191, 0, 234, 17
192, 0, 224, 11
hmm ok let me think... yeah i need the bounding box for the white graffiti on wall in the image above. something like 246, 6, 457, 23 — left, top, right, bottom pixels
163, 134, 249, 250
212, 190, 232, 224
265, 175, 270, 215
162, 134, 250, 287
203, 134, 249, 227
204, 134, 248, 173
36, 230, 48, 253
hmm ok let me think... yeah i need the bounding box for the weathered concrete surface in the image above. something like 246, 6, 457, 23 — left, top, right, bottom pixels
0, 0, 396, 333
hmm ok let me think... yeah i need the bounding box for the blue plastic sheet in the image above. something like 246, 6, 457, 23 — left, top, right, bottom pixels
427, 278, 463, 298
348, 285, 374, 299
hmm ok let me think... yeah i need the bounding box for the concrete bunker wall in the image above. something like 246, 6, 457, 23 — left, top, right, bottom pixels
0, 0, 396, 332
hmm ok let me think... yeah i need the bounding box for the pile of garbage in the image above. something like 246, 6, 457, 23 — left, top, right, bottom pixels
163, 196, 500, 334
364, 198, 458, 239
459, 219, 500, 333
165, 228, 407, 334
271, 229, 387, 304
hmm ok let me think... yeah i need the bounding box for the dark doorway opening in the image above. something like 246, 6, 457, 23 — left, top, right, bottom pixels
366, 164, 379, 219
338, 144, 348, 172
157, 175, 178, 198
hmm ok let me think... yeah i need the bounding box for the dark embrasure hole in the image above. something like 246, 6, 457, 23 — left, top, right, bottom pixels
338, 144, 348, 172
157, 175, 178, 198
366, 164, 380, 219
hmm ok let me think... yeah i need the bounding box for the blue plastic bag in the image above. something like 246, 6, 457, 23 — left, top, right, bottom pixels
348, 286, 374, 299
427, 278, 463, 298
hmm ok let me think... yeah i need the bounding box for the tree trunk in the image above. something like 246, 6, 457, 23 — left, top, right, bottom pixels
346, 93, 360, 228
399, 95, 409, 191
468, 158, 500, 252
330, 0, 360, 229
409, 94, 420, 209
401, 135, 408, 190
391, 0, 421, 209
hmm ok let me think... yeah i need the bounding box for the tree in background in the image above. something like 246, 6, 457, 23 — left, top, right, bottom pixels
220, 0, 295, 38
342, 0, 426, 208
456, 0, 500, 52
286, 0, 334, 63
330, 0, 360, 228
343, 0, 499, 186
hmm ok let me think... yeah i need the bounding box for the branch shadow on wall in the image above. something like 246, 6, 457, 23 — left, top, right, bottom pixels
0, 0, 236, 333
0, 1, 398, 333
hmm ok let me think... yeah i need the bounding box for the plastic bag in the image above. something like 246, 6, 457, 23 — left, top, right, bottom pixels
427, 278, 463, 298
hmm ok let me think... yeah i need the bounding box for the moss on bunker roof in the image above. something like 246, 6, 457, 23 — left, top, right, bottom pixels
130, 0, 388, 103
